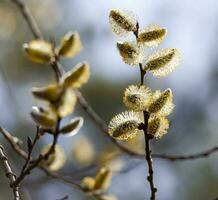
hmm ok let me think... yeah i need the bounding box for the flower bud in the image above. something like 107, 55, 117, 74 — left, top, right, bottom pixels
60, 117, 83, 137
123, 85, 151, 111
138, 24, 167, 47
62, 62, 90, 89
57, 89, 77, 118
32, 84, 63, 102
145, 48, 180, 77
30, 106, 57, 128
147, 116, 169, 138
109, 9, 137, 36
108, 111, 142, 141
56, 31, 82, 58
117, 41, 141, 65
23, 40, 53, 64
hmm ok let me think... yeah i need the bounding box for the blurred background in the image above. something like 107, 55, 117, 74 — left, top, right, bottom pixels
0, 0, 218, 199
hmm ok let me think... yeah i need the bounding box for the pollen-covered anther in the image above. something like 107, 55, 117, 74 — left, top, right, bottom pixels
138, 24, 167, 47
147, 88, 174, 117
145, 48, 180, 77
108, 111, 142, 141
109, 9, 137, 36
123, 85, 151, 111
117, 41, 141, 65
147, 116, 169, 138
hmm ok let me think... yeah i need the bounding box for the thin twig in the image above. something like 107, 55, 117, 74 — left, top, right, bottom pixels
0, 145, 20, 200
12, 119, 61, 187
135, 22, 157, 199
10, 0, 43, 39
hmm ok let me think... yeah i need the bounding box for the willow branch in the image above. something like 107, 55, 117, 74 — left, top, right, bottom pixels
8, 0, 218, 164
0, 145, 20, 200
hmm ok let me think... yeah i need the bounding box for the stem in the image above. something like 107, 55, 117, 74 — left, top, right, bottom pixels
0, 145, 20, 200
135, 22, 157, 199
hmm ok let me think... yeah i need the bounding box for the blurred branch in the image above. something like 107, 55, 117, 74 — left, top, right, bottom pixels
10, 0, 43, 39
56, 195, 69, 200
0, 145, 20, 200
0, 126, 101, 200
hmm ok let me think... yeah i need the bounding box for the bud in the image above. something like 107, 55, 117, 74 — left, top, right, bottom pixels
23, 40, 53, 64
56, 31, 82, 58
30, 106, 57, 128
40, 144, 66, 171
145, 48, 180, 77
94, 168, 112, 191
32, 84, 63, 102
147, 89, 174, 117
62, 62, 90, 89
123, 85, 151, 111
108, 111, 142, 141
57, 89, 77, 118
60, 117, 84, 137
147, 116, 169, 138
109, 9, 137, 36
117, 41, 141, 65
138, 24, 167, 47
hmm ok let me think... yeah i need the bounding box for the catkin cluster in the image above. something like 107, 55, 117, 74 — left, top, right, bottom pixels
24, 31, 89, 171
108, 9, 181, 140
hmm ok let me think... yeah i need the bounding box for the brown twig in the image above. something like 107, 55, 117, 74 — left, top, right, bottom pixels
0, 145, 20, 200
135, 22, 157, 198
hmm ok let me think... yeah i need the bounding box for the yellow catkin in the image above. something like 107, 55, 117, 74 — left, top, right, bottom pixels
146, 48, 180, 77
108, 111, 142, 141
40, 144, 66, 171
117, 41, 141, 65
94, 168, 112, 191
109, 9, 137, 36
57, 89, 77, 118
123, 85, 151, 111
23, 40, 53, 64
56, 31, 82, 58
30, 106, 57, 128
147, 116, 169, 138
138, 24, 167, 47
32, 84, 63, 102
147, 89, 174, 117
60, 117, 83, 137
62, 62, 90, 89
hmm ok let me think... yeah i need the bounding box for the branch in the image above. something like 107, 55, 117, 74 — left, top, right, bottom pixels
10, 0, 43, 39
134, 23, 157, 199
8, 0, 218, 164
0, 126, 101, 199
0, 145, 20, 200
